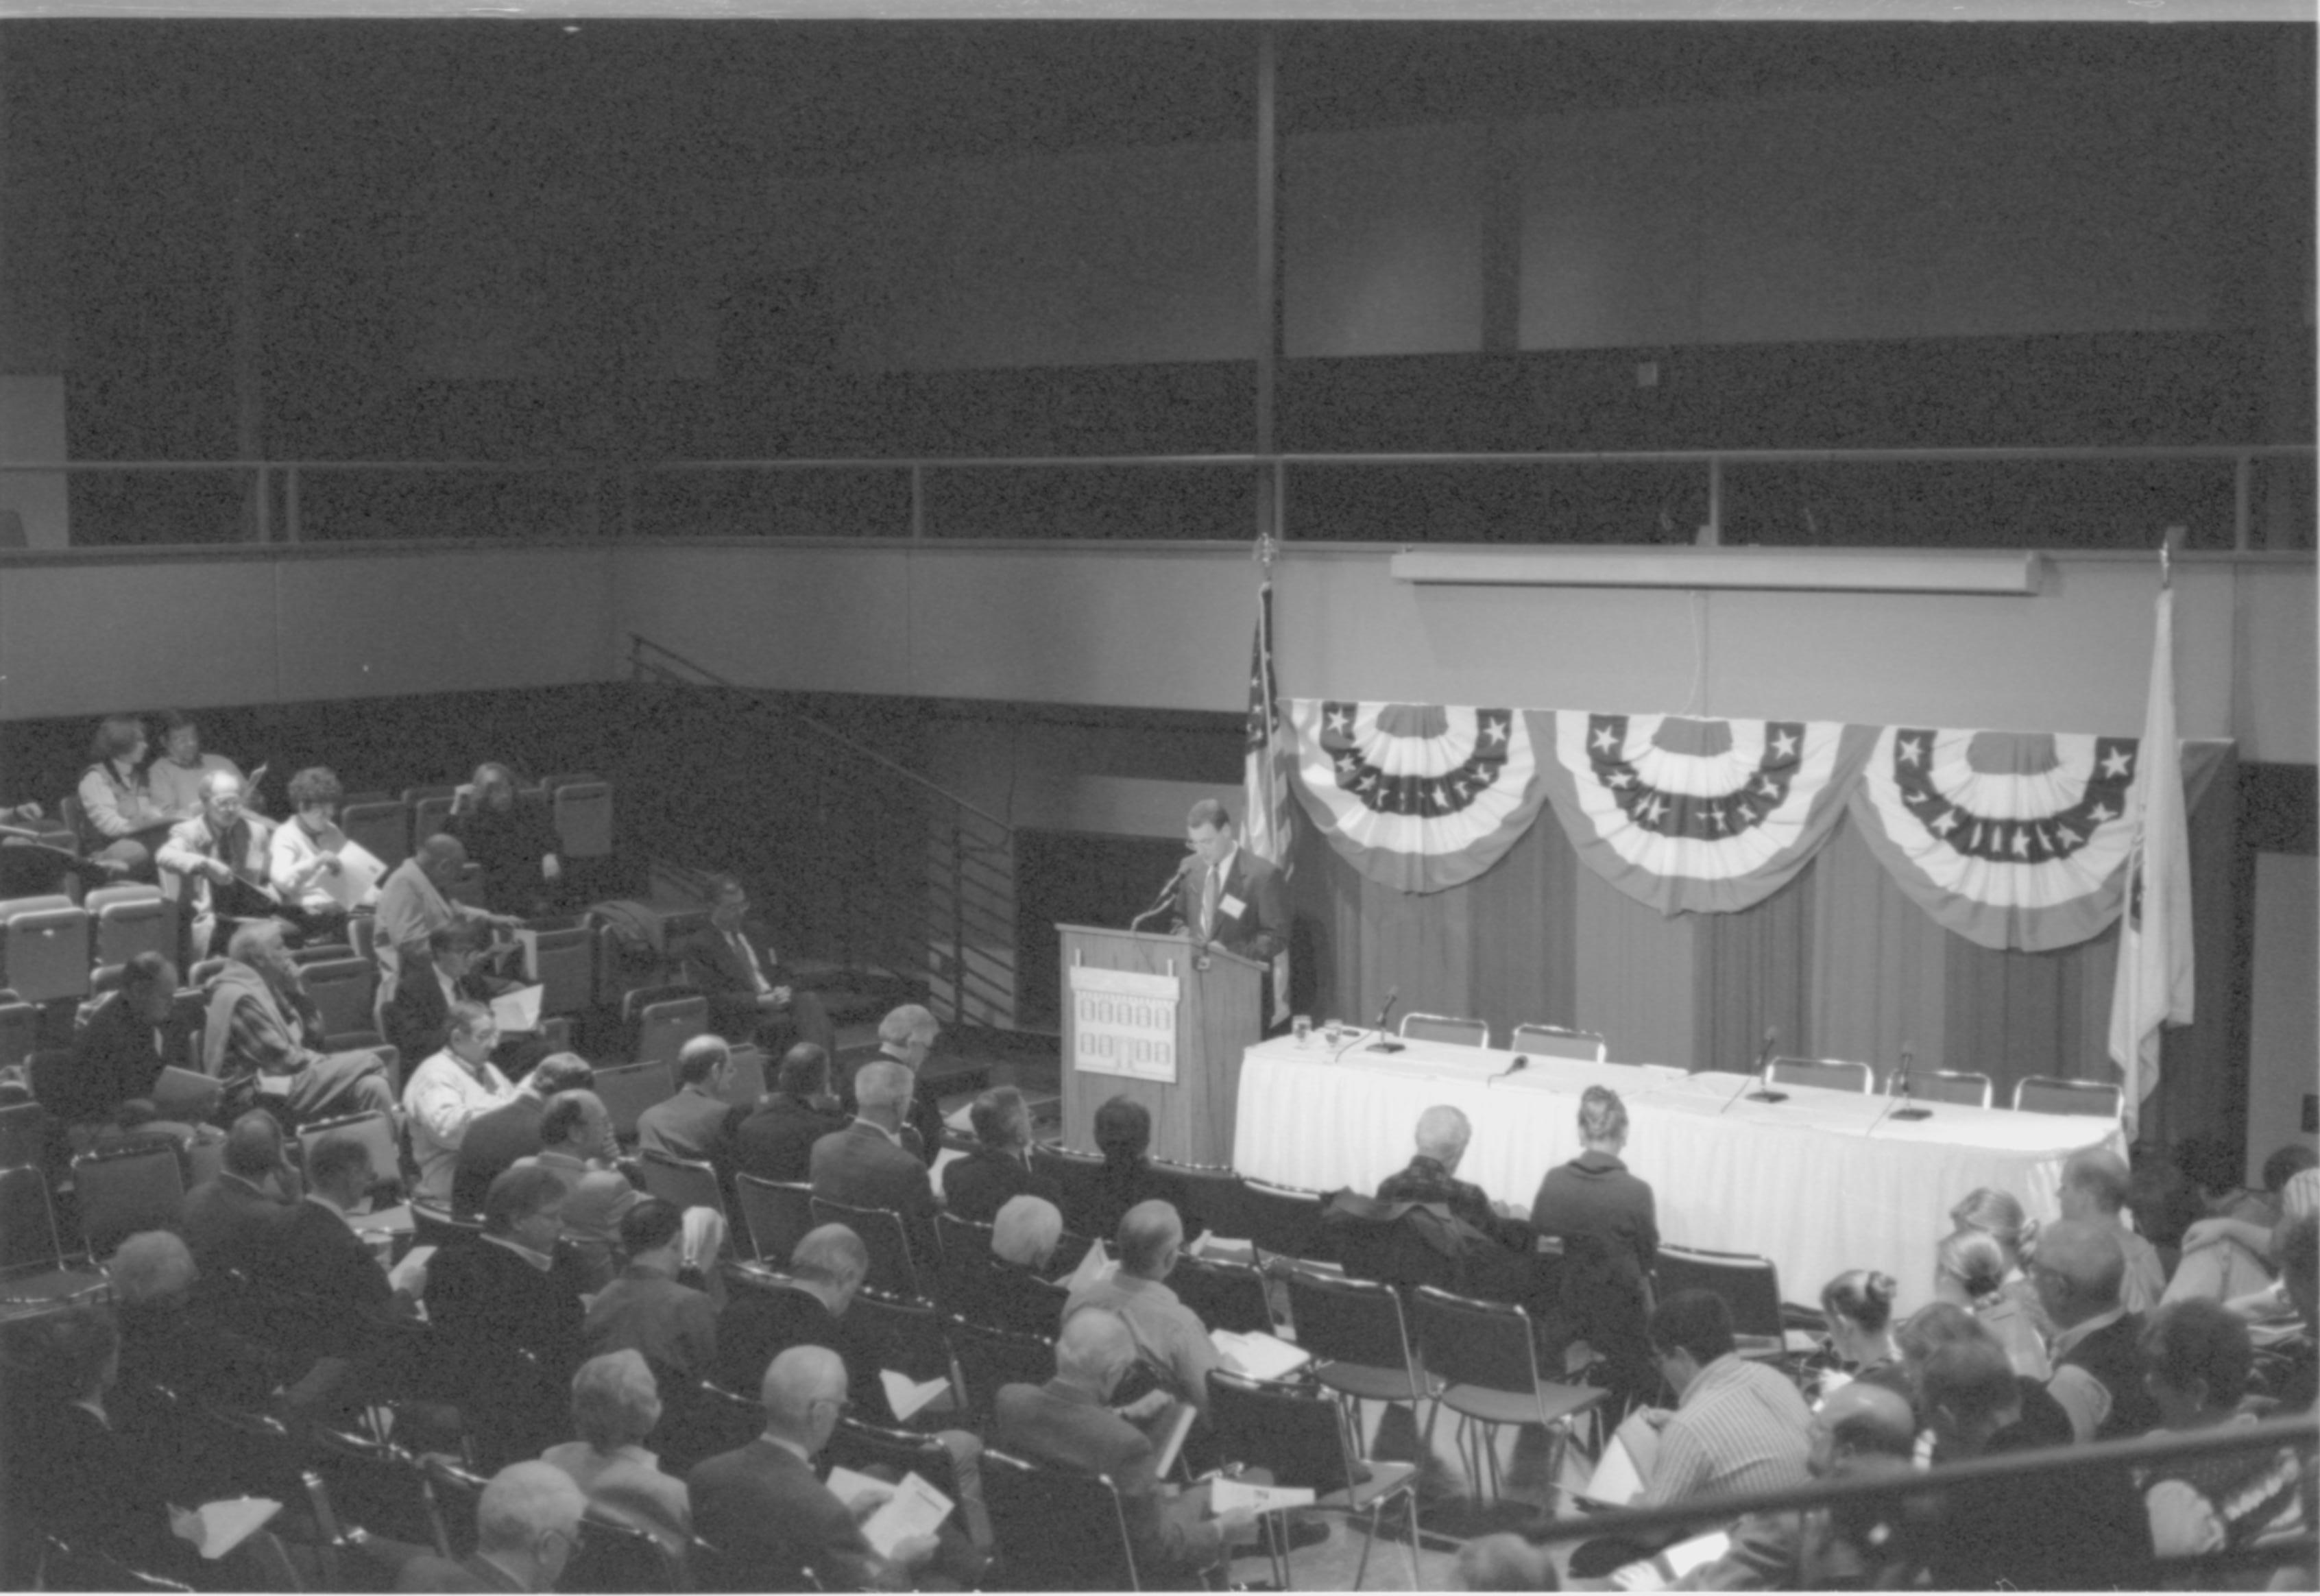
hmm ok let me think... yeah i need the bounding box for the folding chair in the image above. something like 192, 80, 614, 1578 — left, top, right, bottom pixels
638, 1148, 730, 1229
1888, 1068, 1994, 1108
714, 1045, 767, 1110
84, 883, 171, 970
1242, 1179, 1329, 1265
1399, 1012, 1490, 1048
1151, 1158, 1249, 1242
810, 1194, 924, 1301
627, 987, 708, 1066
1765, 1056, 1874, 1094
339, 800, 411, 875
945, 1315, 1055, 1427
0, 1163, 108, 1311
35, 1535, 195, 1593
1413, 1285, 1606, 1505
1170, 1250, 1274, 1335
1508, 1022, 1610, 1064
551, 779, 614, 860
594, 1062, 675, 1143
735, 1172, 816, 1266
0, 894, 91, 1003
409, 793, 457, 849
564, 1510, 684, 1595
308, 1425, 450, 1563
69, 1137, 186, 1257
979, 1447, 1141, 1592
1652, 1244, 1816, 1363
0, 1100, 48, 1168
422, 1455, 492, 1560
847, 1285, 959, 1406
0, 993, 36, 1071
825, 1413, 962, 1504
1028, 1141, 1107, 1228
1207, 1368, 1423, 1591
933, 1209, 998, 1314
1283, 1266, 1438, 1438
2012, 1076, 2123, 1119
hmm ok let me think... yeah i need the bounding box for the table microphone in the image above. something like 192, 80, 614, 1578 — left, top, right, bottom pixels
1366, 987, 1405, 1052
1495, 1054, 1530, 1080
1128, 856, 1194, 931
1741, 1026, 1787, 1104
1890, 1044, 1933, 1121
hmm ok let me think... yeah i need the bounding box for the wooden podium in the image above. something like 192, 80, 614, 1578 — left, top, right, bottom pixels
1056, 923, 1264, 1167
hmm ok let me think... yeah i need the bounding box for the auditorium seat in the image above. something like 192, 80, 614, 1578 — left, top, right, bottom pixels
339, 798, 411, 874
0, 895, 92, 1003
300, 957, 378, 1041
407, 790, 457, 847
550, 779, 614, 860
84, 883, 171, 971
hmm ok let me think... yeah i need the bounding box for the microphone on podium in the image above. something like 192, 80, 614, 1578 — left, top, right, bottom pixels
1366, 988, 1405, 1053
1128, 855, 1196, 932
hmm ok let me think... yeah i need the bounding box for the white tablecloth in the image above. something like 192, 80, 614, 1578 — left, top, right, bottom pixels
1231, 1033, 2123, 1313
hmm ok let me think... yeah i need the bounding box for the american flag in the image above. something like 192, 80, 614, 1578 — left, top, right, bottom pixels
1244, 579, 1292, 1019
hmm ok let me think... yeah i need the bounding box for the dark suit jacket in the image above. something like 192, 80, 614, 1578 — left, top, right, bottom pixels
68, 990, 173, 1122
679, 922, 790, 1033
734, 1093, 850, 1185
991, 1378, 1223, 1580
395, 1551, 529, 1593
182, 1171, 298, 1277
714, 1282, 895, 1425
837, 1053, 944, 1171
271, 1200, 396, 1357
1174, 846, 1286, 961
452, 1094, 549, 1215
689, 1438, 884, 1592
810, 1121, 939, 1266
941, 1146, 1063, 1226
426, 1234, 588, 1467
638, 1087, 743, 1170
1, 1396, 200, 1583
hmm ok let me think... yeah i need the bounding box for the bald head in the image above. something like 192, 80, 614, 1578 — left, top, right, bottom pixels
761, 1344, 847, 1434
2060, 1147, 2131, 1218
1056, 1307, 1138, 1391
222, 1109, 287, 1181
1414, 1105, 1471, 1168
1118, 1199, 1183, 1279
2033, 1218, 2125, 1327
417, 833, 468, 883
1815, 1381, 1917, 1468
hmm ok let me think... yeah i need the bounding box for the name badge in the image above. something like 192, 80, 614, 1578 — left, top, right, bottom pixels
1220, 893, 1247, 919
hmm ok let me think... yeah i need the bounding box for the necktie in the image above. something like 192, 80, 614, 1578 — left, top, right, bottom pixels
1200, 864, 1219, 940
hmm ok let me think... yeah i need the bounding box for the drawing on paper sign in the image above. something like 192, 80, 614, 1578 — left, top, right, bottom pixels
1070, 965, 1181, 1083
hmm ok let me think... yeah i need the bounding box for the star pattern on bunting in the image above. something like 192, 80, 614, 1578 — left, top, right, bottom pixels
1584, 714, 1807, 842
1887, 729, 2140, 865
1317, 702, 1517, 819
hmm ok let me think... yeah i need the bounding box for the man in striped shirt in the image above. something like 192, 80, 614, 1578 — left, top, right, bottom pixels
1636, 1288, 1815, 1510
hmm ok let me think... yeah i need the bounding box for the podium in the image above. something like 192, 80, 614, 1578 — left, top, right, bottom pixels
1056, 923, 1264, 1167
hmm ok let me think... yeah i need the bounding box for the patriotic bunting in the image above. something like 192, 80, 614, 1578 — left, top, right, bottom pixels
1848, 728, 2142, 951
1536, 712, 1876, 916
1285, 700, 1549, 893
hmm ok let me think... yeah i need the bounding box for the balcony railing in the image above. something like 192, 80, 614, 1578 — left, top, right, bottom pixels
1, 443, 2311, 552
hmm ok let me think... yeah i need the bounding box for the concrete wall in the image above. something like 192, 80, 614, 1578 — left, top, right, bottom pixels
2248, 851, 2319, 1181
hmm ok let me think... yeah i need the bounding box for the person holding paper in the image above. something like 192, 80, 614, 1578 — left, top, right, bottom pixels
157, 771, 279, 963
994, 1305, 1258, 1584
383, 922, 552, 1084
1064, 1199, 1227, 1425
403, 1000, 521, 1207
688, 1344, 941, 1591
268, 765, 378, 936
396, 1461, 587, 1595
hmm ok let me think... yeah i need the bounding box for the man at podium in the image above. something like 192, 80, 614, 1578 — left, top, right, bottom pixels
1170, 799, 1285, 963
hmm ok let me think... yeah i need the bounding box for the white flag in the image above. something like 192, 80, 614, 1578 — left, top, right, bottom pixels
1244, 579, 1293, 1023
2107, 581, 2193, 1134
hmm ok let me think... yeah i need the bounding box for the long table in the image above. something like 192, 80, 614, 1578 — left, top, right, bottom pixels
1231, 1033, 2123, 1312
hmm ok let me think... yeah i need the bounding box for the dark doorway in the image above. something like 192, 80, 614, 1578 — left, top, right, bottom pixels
1015, 829, 1187, 1030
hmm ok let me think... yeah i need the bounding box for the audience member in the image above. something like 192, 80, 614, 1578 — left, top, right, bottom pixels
716, 1224, 892, 1420
810, 1056, 941, 1268
677, 873, 836, 1059
384, 921, 551, 1083
374, 834, 513, 1005
269, 1133, 408, 1420
840, 1002, 948, 1168
2260, 1211, 2320, 1412
540, 1349, 692, 1556
993, 1305, 1257, 1584
943, 1085, 1063, 1223
145, 712, 256, 823
67, 950, 180, 1123
732, 1042, 849, 1183
966, 1194, 1072, 1337
404, 999, 521, 1207
1064, 1198, 1225, 1423
1378, 1102, 1547, 1310
446, 762, 564, 918
180, 1108, 300, 1276
1893, 1302, 2071, 1454
1932, 1226, 2051, 1379
200, 919, 396, 1122
395, 1460, 586, 1595
107, 1230, 277, 1451
1819, 1269, 1909, 1397
1531, 1085, 1659, 1407
688, 1344, 941, 1591
75, 714, 176, 879
2035, 1217, 2160, 1442
156, 770, 276, 961
1632, 1290, 1814, 1509
638, 1035, 744, 1172
1083, 1093, 1206, 1243
512, 1090, 638, 1287
2136, 1298, 2307, 1562
455, 1052, 597, 1216
1946, 1185, 2050, 1338
585, 1198, 721, 1383
2059, 1147, 2169, 1313
267, 765, 371, 931
426, 1165, 589, 1465
2166, 1133, 2288, 1307
1915, 1335, 2151, 1589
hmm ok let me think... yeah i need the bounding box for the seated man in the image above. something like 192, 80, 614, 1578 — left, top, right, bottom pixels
1063, 1199, 1225, 1425
733, 1042, 850, 1185
512, 1090, 640, 1290
584, 1198, 721, 1384
67, 951, 182, 1125
454, 1052, 596, 1216
2036, 1218, 2160, 1443
638, 1035, 745, 1172
716, 1222, 890, 1417
994, 1306, 1256, 1584
381, 922, 551, 1082
402, 999, 521, 1208
144, 712, 259, 825
373, 834, 516, 1007
76, 714, 179, 880
810, 1058, 941, 1270
200, 920, 396, 1123
269, 1133, 409, 1422
181, 1109, 302, 1278
1626, 1289, 1813, 1511
2164, 1133, 2286, 1308
1377, 1102, 1548, 1314
396, 1461, 586, 1596
444, 762, 564, 919
840, 1004, 948, 1169
688, 1345, 939, 1592
2138, 1298, 2307, 1562
677, 874, 836, 1059
967, 1195, 1071, 1338
2059, 1146, 2170, 1313
942, 1085, 1063, 1224
156, 770, 280, 962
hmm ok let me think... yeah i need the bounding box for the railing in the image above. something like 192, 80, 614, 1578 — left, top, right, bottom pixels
3, 442, 2312, 551
625, 633, 1020, 1032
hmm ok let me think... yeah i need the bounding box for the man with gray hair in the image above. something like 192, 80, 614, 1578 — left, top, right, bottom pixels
2035, 1217, 2160, 1442
156, 768, 274, 962
942, 1085, 1063, 1223
994, 1306, 1257, 1582
202, 919, 396, 1122
811, 1056, 941, 1266
396, 1460, 587, 1594
638, 1034, 743, 1172
1063, 1199, 1224, 1423
541, 1349, 690, 1555
2059, 1146, 2168, 1311
688, 1344, 939, 1591
1377, 1102, 1541, 1267
840, 1002, 947, 1167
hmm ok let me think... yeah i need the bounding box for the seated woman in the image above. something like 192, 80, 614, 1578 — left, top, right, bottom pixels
1820, 1268, 1911, 1396
1895, 1301, 2072, 1458
1085, 1096, 1205, 1244
267, 765, 374, 945
447, 762, 564, 919
1935, 1227, 2052, 1379
1948, 1186, 2054, 1342
540, 1349, 692, 1557
75, 714, 178, 882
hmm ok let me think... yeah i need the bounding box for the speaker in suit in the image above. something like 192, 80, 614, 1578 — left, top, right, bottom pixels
1172, 821, 1285, 963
